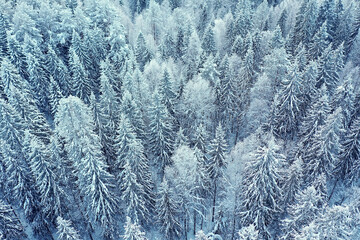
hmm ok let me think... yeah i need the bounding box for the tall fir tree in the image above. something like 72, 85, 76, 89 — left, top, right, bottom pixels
239, 138, 285, 240
55, 96, 117, 229
56, 216, 81, 240
148, 91, 175, 173
156, 179, 182, 240
207, 123, 228, 222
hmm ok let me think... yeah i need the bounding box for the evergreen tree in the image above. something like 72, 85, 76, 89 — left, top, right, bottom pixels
49, 76, 64, 116
283, 158, 303, 206
24, 46, 49, 111
237, 224, 258, 240
120, 162, 149, 222
120, 91, 146, 141
200, 55, 220, 87
107, 23, 130, 74
56, 216, 81, 240
174, 127, 189, 148
156, 179, 182, 240
159, 69, 176, 116
115, 114, 154, 220
281, 186, 325, 240
298, 89, 331, 147
123, 217, 147, 240
148, 91, 175, 172
0, 200, 25, 239
272, 63, 305, 139
160, 32, 175, 60
0, 14, 8, 59
277, 9, 288, 38
239, 138, 285, 239
69, 48, 92, 104
7, 36, 28, 80
192, 123, 209, 154
98, 70, 118, 166
219, 55, 240, 129
135, 32, 151, 72
308, 22, 330, 60
55, 96, 117, 228
0, 99, 37, 219
317, 44, 344, 94
202, 25, 216, 56
25, 132, 63, 219
241, 46, 255, 88
208, 123, 227, 222
335, 115, 360, 182
175, 28, 187, 60
303, 108, 344, 182
44, 46, 71, 97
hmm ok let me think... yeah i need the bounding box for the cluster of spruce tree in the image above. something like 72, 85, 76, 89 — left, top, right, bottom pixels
1, 0, 360, 239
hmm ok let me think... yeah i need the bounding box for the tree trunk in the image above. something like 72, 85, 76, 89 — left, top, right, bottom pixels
193, 209, 196, 235
328, 178, 339, 202
212, 182, 217, 222
184, 216, 187, 240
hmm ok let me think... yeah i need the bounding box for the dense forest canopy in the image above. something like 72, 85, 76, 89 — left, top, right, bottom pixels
0, 0, 360, 239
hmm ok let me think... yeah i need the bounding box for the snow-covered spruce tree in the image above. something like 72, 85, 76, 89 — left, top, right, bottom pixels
120, 161, 149, 223
174, 127, 189, 148
107, 23, 130, 74
202, 25, 216, 56
240, 45, 255, 89
317, 44, 344, 94
303, 108, 344, 182
184, 30, 202, 79
219, 56, 240, 130
239, 137, 285, 240
195, 230, 209, 240
23, 42, 49, 111
98, 69, 119, 166
200, 55, 220, 87
156, 179, 182, 240
0, 14, 8, 59
116, 114, 154, 222
237, 224, 259, 240
291, 0, 318, 51
7, 35, 28, 81
192, 123, 209, 154
310, 205, 357, 240
0, 58, 51, 146
135, 32, 151, 72
298, 88, 331, 148
159, 69, 177, 117
262, 47, 291, 90
55, 96, 117, 229
56, 216, 81, 240
68, 47, 92, 104
44, 45, 71, 97
160, 32, 175, 60
0, 99, 37, 219
283, 157, 303, 206
272, 62, 304, 140
335, 115, 360, 182
148, 91, 175, 173
302, 61, 319, 106
0, 200, 25, 239
308, 21, 330, 60
166, 145, 208, 237
24, 131, 63, 219
123, 216, 147, 240
207, 123, 228, 222
281, 185, 325, 240
49, 76, 64, 116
